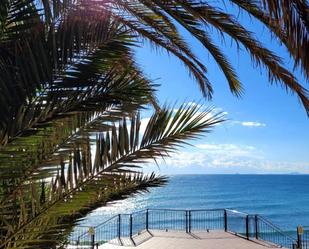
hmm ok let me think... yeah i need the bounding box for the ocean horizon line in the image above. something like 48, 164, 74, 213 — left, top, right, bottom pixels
161, 172, 307, 176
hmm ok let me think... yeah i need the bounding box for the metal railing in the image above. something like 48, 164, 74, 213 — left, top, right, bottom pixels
70, 215, 120, 248
190, 209, 224, 231
67, 208, 298, 248
147, 209, 186, 231
68, 226, 94, 247
256, 216, 296, 249
225, 209, 248, 237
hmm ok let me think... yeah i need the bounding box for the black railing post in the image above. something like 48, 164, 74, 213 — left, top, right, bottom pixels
91, 233, 95, 249
185, 211, 188, 233
224, 209, 228, 232
255, 215, 259, 240
118, 214, 121, 241
146, 209, 149, 231
91, 234, 95, 249
246, 215, 249, 240
129, 214, 136, 246
188, 210, 191, 233
297, 233, 302, 249
129, 214, 133, 239
297, 226, 303, 249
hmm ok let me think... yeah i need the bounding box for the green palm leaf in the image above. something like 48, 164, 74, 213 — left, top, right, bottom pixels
1, 105, 223, 248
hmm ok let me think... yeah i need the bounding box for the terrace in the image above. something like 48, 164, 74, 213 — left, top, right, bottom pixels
67, 209, 303, 249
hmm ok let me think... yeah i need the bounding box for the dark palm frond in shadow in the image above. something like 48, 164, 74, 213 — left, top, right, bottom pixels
0, 105, 223, 248
1, 0, 308, 136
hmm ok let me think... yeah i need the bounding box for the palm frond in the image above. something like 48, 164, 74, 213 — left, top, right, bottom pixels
173, 1, 309, 114
3, 172, 166, 248
145, 1, 243, 96
107, 0, 309, 113
0, 104, 223, 248
0, 3, 126, 143
258, 0, 309, 77
0, 64, 156, 201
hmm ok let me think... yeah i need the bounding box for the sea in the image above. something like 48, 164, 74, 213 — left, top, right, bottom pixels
83, 174, 309, 232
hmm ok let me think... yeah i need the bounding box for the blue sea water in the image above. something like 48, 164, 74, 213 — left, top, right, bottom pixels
85, 175, 309, 232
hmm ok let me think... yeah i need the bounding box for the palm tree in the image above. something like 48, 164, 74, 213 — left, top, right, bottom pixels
0, 0, 308, 248
0, 1, 223, 248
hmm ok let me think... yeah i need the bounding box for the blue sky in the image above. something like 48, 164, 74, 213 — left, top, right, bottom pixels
133, 4, 309, 174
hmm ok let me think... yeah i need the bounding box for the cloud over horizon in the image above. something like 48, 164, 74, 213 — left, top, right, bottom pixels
149, 143, 309, 174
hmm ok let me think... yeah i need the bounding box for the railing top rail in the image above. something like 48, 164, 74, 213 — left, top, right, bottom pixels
147, 208, 225, 212
189, 208, 226, 212
225, 209, 249, 216
110, 209, 148, 216
131, 209, 147, 215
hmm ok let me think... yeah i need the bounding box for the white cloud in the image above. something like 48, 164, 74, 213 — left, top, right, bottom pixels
164, 152, 210, 168
195, 144, 221, 150
196, 143, 256, 157
231, 121, 266, 127
152, 143, 309, 174
241, 121, 266, 127
157, 143, 261, 170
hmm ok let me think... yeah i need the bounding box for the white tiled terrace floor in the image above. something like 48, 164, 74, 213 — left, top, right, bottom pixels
99, 230, 285, 249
